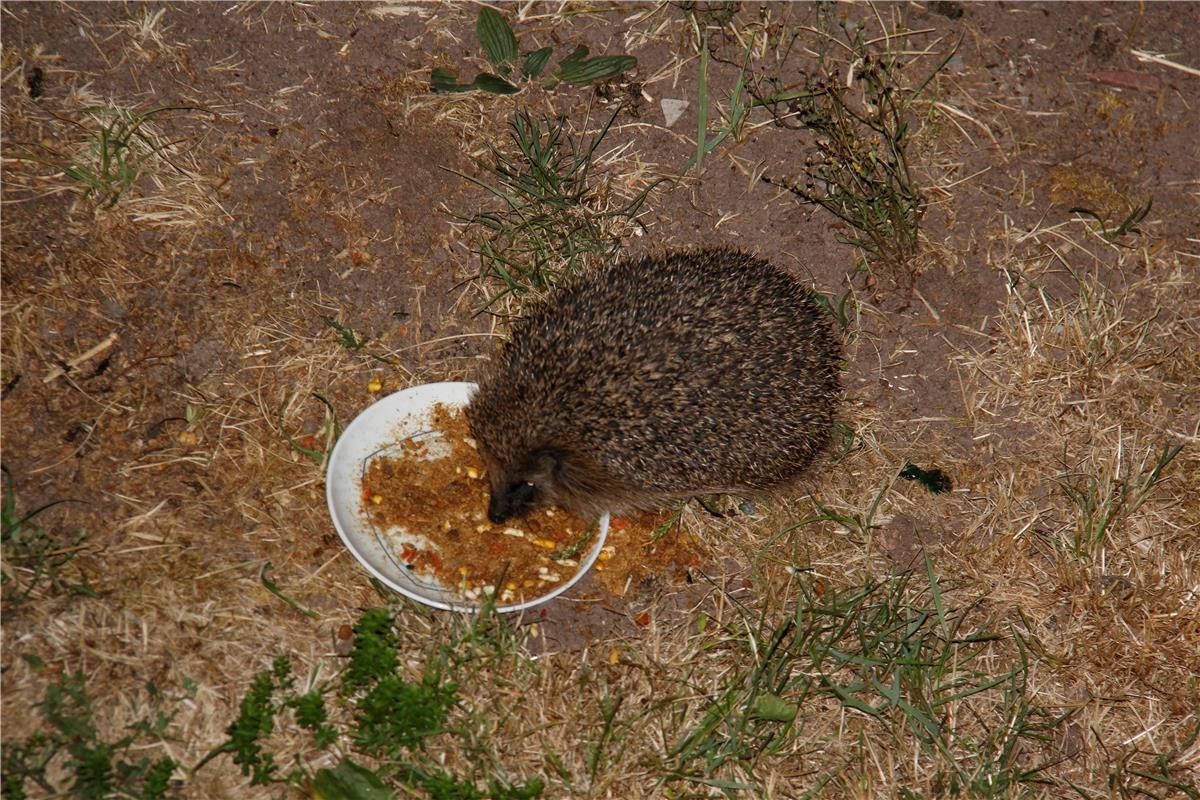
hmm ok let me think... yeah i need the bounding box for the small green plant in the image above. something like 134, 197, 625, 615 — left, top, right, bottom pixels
432, 8, 636, 95
1, 465, 90, 607
323, 316, 365, 350
757, 18, 957, 269
1070, 197, 1153, 243
687, 22, 754, 176
812, 286, 858, 333
199, 608, 545, 799
16, 105, 195, 209
278, 391, 341, 470
1, 672, 181, 800
456, 108, 660, 310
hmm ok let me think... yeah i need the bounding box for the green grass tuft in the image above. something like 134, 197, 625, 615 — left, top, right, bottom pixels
662, 560, 1066, 797
13, 105, 197, 209
455, 108, 660, 312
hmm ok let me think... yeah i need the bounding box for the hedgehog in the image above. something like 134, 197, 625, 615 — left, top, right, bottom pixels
465, 247, 842, 524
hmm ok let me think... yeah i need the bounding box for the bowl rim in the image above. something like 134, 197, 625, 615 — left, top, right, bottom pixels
325, 381, 609, 613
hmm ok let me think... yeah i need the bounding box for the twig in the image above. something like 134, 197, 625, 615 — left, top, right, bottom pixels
1131, 49, 1200, 78
42, 332, 119, 383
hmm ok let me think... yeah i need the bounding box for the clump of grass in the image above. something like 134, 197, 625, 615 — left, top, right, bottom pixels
757, 16, 956, 270
1070, 196, 1154, 244
1, 672, 184, 800
456, 108, 660, 311
1, 465, 91, 608
199, 606, 545, 798
662, 559, 1066, 796
13, 105, 196, 209
1056, 440, 1183, 560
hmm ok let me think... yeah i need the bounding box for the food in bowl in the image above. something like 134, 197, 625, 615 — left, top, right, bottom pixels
360, 403, 599, 605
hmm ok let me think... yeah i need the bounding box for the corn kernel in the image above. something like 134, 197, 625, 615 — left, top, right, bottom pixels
465, 466, 480, 479
367, 377, 382, 393
532, 538, 556, 550
371, 495, 383, 505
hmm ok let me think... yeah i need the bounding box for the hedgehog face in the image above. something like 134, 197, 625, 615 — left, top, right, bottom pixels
485, 449, 560, 524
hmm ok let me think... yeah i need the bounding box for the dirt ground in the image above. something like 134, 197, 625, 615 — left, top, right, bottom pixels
2, 2, 1198, 798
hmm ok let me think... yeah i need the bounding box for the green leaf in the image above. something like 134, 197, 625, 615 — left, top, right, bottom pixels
477, 7, 519, 74
557, 44, 588, 71
310, 758, 395, 800
430, 68, 519, 95
472, 73, 521, 95
322, 317, 364, 350
431, 67, 472, 93
750, 693, 798, 722
553, 47, 636, 86
522, 46, 553, 78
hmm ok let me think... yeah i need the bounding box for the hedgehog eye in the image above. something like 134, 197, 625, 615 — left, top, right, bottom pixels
508, 480, 537, 505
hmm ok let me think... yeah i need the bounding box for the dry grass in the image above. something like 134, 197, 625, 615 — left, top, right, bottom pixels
2, 3, 1198, 799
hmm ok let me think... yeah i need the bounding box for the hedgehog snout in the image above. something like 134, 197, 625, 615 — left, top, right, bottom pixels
487, 480, 536, 524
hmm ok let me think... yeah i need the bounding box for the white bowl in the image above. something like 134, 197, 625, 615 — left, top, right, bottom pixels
325, 381, 609, 613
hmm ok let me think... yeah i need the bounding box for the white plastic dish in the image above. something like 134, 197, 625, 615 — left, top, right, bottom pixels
325, 381, 609, 613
